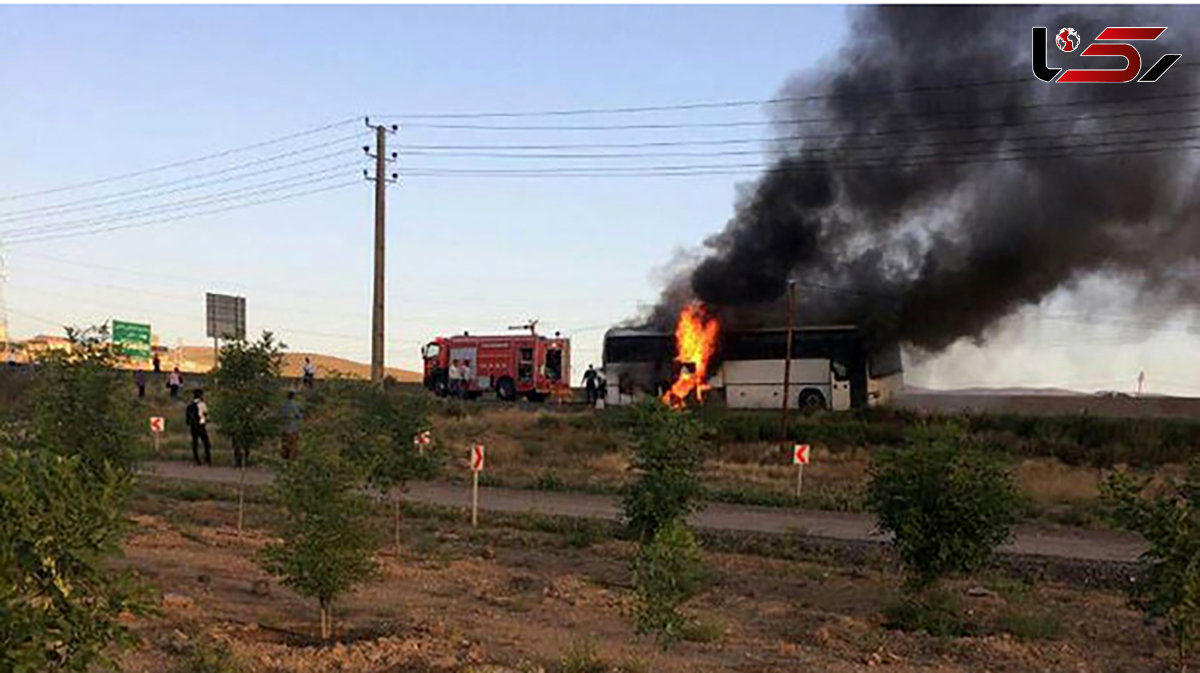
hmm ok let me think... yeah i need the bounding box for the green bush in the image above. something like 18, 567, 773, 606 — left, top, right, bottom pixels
30, 325, 138, 475
168, 633, 240, 673
259, 437, 378, 640
621, 399, 709, 542
991, 607, 1065, 642
559, 638, 606, 673
0, 449, 149, 672
680, 615, 724, 643
308, 380, 437, 553
210, 332, 285, 467
882, 589, 971, 638
1103, 459, 1200, 671
866, 425, 1020, 590
632, 519, 706, 649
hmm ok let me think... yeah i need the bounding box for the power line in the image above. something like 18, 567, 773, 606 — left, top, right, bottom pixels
0, 137, 366, 223
398, 137, 1200, 178
396, 90, 1200, 131
380, 67, 1200, 119
6, 180, 360, 247
0, 117, 360, 203
398, 121, 1200, 160
393, 106, 1200, 151
2, 166, 360, 239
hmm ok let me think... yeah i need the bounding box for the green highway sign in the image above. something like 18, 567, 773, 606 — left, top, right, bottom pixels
112, 320, 151, 358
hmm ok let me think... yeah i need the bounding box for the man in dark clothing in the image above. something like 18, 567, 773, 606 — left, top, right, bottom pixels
152, 354, 161, 373
134, 369, 146, 398
186, 389, 212, 466
280, 390, 303, 460
583, 364, 599, 404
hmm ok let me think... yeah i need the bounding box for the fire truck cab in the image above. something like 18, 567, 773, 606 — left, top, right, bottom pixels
421, 333, 571, 402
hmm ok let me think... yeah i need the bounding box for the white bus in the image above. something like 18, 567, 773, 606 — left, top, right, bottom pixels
601, 325, 902, 411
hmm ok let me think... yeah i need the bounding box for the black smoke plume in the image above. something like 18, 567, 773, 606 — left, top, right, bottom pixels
649, 6, 1200, 354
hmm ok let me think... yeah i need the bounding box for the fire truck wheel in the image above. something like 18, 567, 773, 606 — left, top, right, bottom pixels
496, 377, 517, 402
798, 388, 826, 411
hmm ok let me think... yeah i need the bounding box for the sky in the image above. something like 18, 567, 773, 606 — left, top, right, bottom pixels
0, 5, 1198, 395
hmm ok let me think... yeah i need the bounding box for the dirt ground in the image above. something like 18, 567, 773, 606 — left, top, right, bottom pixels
115, 490, 1169, 673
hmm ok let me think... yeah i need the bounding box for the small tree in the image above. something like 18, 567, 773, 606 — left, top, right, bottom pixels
621, 399, 708, 542
632, 519, 705, 649
1103, 459, 1200, 672
866, 426, 1019, 592
259, 435, 378, 640
306, 378, 437, 554
209, 332, 285, 468
621, 399, 709, 648
31, 325, 138, 474
0, 449, 148, 672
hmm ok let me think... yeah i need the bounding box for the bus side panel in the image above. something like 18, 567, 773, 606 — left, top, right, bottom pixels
721, 360, 832, 410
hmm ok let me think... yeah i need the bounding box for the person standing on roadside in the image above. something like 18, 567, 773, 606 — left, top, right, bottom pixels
583, 364, 599, 405
185, 389, 212, 466
302, 357, 316, 388
134, 369, 146, 399
152, 353, 161, 373
168, 367, 183, 399
281, 390, 303, 460
448, 359, 463, 398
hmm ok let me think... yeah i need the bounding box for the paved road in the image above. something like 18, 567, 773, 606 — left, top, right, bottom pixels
140, 461, 1147, 564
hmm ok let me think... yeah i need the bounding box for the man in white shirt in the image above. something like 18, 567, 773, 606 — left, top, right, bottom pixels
448, 359, 463, 398
186, 389, 212, 466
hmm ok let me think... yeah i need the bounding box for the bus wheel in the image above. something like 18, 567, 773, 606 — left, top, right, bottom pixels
497, 378, 517, 402
798, 389, 826, 411
433, 379, 448, 397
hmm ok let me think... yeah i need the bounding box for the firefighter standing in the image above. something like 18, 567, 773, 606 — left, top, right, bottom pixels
583, 364, 599, 404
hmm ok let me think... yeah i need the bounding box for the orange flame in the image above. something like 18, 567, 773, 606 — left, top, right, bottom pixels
662, 302, 720, 409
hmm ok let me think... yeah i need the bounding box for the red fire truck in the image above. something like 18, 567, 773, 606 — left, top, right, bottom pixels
421, 332, 570, 401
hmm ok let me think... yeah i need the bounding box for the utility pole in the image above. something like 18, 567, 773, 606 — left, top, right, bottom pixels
0, 241, 8, 356
779, 281, 798, 454
364, 118, 398, 385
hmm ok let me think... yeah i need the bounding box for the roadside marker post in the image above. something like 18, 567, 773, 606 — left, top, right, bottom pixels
793, 443, 811, 496
149, 417, 165, 454
470, 443, 485, 527
413, 430, 432, 454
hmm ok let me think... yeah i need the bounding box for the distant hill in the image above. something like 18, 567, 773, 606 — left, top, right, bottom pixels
175, 346, 421, 382
901, 385, 1089, 397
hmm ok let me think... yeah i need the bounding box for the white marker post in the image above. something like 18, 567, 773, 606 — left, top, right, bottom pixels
470, 443, 485, 527
149, 417, 165, 454
793, 443, 811, 496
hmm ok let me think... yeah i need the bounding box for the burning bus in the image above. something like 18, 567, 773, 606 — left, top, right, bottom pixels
602, 304, 902, 410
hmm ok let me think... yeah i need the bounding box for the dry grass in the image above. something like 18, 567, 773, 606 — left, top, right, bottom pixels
425, 406, 1186, 525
